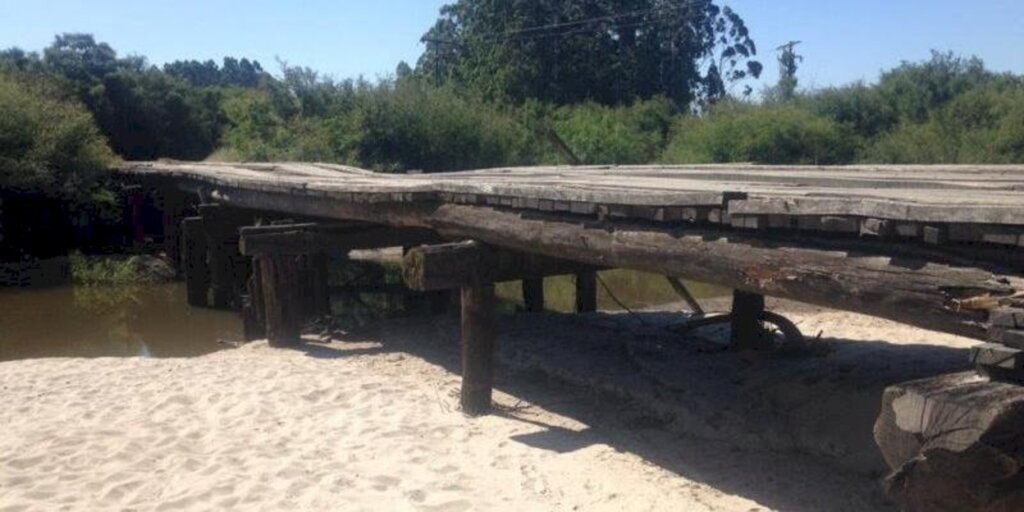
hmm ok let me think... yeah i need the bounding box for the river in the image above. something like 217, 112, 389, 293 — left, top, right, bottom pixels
0, 270, 725, 361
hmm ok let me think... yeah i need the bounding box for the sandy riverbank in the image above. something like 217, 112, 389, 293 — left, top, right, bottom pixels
0, 304, 978, 511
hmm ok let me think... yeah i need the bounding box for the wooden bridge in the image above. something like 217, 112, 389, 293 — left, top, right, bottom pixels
119, 161, 1024, 511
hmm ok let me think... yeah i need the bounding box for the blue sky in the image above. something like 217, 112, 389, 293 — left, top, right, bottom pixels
2, 1, 1023, 90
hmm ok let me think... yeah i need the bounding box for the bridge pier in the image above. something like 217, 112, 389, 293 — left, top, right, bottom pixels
522, 278, 544, 313
403, 241, 600, 414
181, 217, 210, 308
239, 222, 443, 345
574, 271, 597, 313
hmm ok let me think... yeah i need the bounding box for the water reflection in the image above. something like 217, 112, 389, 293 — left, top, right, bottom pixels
0, 270, 726, 362
0, 283, 242, 361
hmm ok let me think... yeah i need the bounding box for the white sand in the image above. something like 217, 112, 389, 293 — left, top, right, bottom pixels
2, 341, 765, 512
1, 306, 970, 512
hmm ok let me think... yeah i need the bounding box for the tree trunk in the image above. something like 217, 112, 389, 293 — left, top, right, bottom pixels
428, 205, 1024, 341
874, 372, 1024, 512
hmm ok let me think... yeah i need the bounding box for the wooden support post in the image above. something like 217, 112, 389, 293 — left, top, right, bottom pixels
575, 271, 597, 313
128, 185, 145, 248
242, 257, 266, 342
522, 278, 545, 313
160, 188, 187, 275
181, 217, 210, 308
460, 283, 496, 415
874, 372, 1024, 512
302, 253, 331, 319
258, 254, 303, 347
730, 290, 767, 350
200, 205, 249, 310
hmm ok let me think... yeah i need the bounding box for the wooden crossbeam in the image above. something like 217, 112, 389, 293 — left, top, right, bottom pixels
402, 240, 600, 291
239, 223, 442, 255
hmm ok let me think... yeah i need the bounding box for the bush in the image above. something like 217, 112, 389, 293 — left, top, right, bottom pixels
548, 97, 675, 165
0, 71, 114, 199
661, 102, 858, 165
353, 80, 537, 172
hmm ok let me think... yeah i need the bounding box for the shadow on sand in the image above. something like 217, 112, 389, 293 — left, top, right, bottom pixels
293, 308, 975, 512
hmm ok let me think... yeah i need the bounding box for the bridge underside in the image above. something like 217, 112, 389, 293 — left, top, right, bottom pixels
120, 162, 1024, 511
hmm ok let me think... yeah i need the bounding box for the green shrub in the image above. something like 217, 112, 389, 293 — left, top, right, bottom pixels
69, 252, 175, 286
862, 87, 1024, 164
548, 98, 675, 165
353, 80, 537, 172
661, 102, 858, 165
0, 71, 114, 199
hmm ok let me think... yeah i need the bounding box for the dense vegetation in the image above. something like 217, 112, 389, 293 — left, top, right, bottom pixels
1, 4, 1023, 197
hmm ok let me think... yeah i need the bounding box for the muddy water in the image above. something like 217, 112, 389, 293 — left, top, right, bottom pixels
0, 270, 725, 362
0, 283, 242, 361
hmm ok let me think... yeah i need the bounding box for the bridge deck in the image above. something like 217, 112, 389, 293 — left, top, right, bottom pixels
124, 162, 1024, 246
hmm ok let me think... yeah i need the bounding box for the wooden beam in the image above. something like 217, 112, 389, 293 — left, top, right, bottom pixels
181, 217, 210, 308
460, 283, 496, 415
239, 224, 443, 256
874, 372, 1024, 512
522, 278, 545, 313
402, 240, 599, 292
574, 271, 597, 313
427, 205, 1024, 342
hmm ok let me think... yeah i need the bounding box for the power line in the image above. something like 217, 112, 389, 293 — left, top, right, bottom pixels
423, 0, 713, 46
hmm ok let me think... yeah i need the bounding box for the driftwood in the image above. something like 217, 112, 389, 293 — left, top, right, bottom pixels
402, 241, 599, 291
874, 372, 1024, 512
427, 205, 1024, 342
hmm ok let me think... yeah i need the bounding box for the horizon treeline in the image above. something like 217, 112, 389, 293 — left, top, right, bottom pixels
2, 3, 1024, 207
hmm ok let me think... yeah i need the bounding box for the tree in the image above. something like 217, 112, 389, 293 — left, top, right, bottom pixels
36, 34, 224, 160
417, 0, 761, 108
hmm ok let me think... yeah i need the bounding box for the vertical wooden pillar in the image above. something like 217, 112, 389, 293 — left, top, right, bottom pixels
128, 186, 145, 248
200, 205, 248, 310
160, 189, 187, 275
259, 254, 303, 347
730, 290, 766, 350
575, 271, 597, 313
522, 278, 545, 313
242, 257, 266, 341
302, 253, 331, 319
460, 283, 496, 415
181, 217, 210, 307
